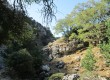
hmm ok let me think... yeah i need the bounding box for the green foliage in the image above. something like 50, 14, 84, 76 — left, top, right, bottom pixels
73, 0, 108, 44
78, 71, 100, 80
100, 43, 110, 66
54, 0, 110, 46
105, 19, 110, 41
54, 19, 71, 36
8, 22, 33, 46
81, 47, 96, 71
48, 73, 65, 80
69, 33, 77, 40
7, 49, 35, 79
0, 2, 25, 44
28, 47, 43, 71
99, 19, 110, 66
0, 1, 54, 79
6, 41, 43, 79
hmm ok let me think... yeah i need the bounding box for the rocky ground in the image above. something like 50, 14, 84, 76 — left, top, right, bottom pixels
41, 38, 110, 80
0, 38, 110, 80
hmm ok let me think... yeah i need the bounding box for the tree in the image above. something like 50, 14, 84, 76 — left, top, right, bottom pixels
72, 0, 108, 44
54, 18, 72, 37
0, 0, 56, 44
54, 0, 110, 45
99, 18, 110, 67
0, 0, 53, 79
8, 0, 56, 23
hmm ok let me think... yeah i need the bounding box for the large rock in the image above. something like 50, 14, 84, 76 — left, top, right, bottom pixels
55, 61, 65, 69
74, 56, 81, 62
48, 54, 53, 61
41, 65, 50, 72
98, 76, 109, 80
51, 46, 60, 59
39, 71, 52, 79
62, 74, 80, 80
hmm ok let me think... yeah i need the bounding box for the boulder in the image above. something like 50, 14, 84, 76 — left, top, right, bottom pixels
74, 56, 81, 62
52, 46, 59, 54
74, 67, 79, 71
48, 54, 53, 61
41, 65, 50, 72
39, 71, 52, 79
98, 76, 109, 80
56, 61, 65, 69
62, 74, 80, 80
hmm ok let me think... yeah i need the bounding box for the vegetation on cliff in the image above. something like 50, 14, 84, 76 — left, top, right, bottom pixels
0, 0, 110, 79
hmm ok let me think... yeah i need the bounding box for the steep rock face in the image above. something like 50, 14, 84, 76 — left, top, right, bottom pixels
42, 39, 79, 60
0, 0, 54, 46
33, 22, 54, 46
0, 1, 54, 79
25, 17, 55, 47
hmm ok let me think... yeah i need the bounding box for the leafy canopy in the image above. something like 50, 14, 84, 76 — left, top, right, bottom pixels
11, 0, 56, 23
54, 0, 110, 45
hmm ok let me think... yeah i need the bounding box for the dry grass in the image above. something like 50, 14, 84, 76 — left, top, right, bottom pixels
49, 47, 110, 77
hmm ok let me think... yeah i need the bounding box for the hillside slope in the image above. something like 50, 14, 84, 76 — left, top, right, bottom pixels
43, 38, 110, 79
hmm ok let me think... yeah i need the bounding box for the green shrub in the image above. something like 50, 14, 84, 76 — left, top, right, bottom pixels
28, 47, 42, 72
78, 71, 100, 80
69, 33, 77, 40
48, 73, 65, 80
81, 47, 96, 71
100, 19, 110, 66
7, 49, 35, 79
100, 43, 110, 66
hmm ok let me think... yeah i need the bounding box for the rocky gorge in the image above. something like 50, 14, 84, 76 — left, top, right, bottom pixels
0, 0, 110, 80
41, 38, 110, 80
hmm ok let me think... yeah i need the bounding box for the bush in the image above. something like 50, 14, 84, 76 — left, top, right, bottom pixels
78, 71, 100, 80
81, 47, 96, 71
7, 49, 35, 79
99, 19, 110, 66
100, 43, 110, 66
27, 47, 42, 72
48, 73, 65, 80
69, 33, 77, 40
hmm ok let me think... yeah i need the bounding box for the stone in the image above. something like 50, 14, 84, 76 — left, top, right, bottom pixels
39, 71, 52, 80
74, 56, 81, 62
98, 76, 109, 80
41, 65, 50, 72
74, 67, 79, 71
66, 47, 70, 51
50, 46, 60, 59
48, 54, 53, 61
62, 74, 80, 80
45, 72, 52, 77
59, 48, 62, 52
56, 61, 65, 69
